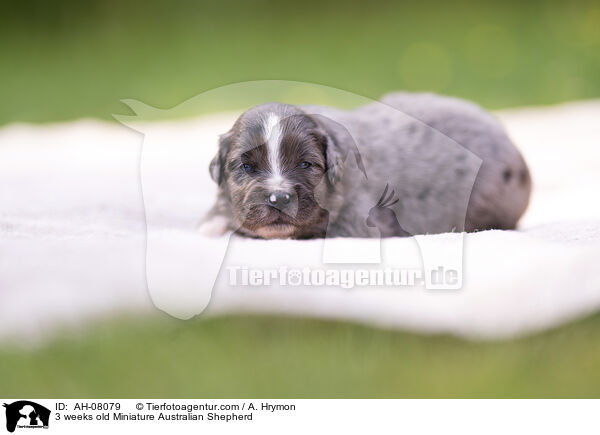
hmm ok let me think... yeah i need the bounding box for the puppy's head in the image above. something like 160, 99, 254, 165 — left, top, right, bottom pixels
209, 103, 341, 238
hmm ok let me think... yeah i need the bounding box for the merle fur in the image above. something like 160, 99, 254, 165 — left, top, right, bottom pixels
202, 92, 531, 239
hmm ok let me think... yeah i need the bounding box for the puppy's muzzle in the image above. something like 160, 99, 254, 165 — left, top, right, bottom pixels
265, 189, 298, 216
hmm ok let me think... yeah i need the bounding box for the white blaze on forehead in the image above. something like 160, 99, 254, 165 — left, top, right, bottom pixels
263, 113, 283, 179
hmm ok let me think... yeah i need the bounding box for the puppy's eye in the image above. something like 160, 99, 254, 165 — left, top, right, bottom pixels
299, 161, 312, 169
241, 163, 254, 173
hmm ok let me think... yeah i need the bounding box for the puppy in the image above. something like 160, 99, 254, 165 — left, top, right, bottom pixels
200, 92, 531, 239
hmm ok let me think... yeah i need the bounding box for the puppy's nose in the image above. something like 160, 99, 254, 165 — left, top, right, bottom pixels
267, 191, 291, 207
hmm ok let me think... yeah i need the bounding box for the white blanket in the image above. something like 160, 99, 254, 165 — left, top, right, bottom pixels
1, 101, 599, 342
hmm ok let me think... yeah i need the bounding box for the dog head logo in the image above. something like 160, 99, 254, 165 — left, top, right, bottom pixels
3, 401, 50, 432
114, 80, 485, 319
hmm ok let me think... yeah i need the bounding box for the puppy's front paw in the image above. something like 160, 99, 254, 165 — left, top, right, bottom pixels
197, 216, 231, 237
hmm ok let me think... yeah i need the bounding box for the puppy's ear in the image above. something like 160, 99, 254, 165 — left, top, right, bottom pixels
311, 115, 365, 185
319, 130, 344, 185
209, 131, 233, 185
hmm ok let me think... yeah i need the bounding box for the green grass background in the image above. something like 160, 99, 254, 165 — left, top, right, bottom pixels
1, 0, 600, 125
2, 314, 600, 398
1, 0, 599, 397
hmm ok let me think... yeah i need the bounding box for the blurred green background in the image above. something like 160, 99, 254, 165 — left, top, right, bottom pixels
2, 314, 600, 398
1, 0, 600, 398
1, 0, 599, 125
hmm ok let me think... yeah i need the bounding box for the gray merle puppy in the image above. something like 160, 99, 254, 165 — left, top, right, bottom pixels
200, 92, 531, 239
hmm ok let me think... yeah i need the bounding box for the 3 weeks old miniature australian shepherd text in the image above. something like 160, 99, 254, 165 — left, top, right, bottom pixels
200, 92, 531, 239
